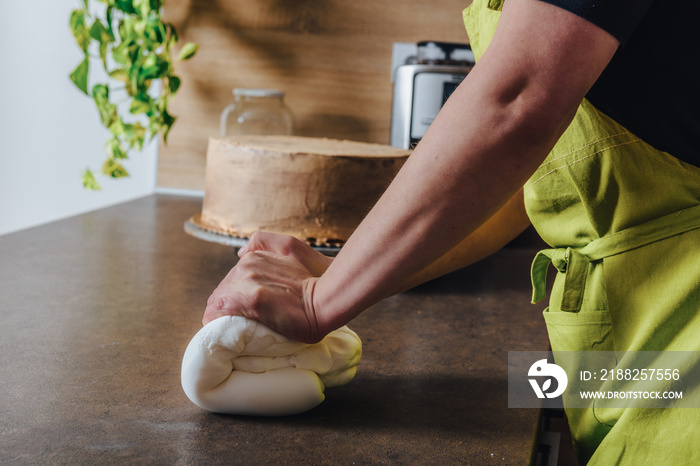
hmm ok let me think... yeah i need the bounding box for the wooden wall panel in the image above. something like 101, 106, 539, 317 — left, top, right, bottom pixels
158, 0, 473, 190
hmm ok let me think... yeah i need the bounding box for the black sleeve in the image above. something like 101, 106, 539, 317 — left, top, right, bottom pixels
539, 0, 654, 46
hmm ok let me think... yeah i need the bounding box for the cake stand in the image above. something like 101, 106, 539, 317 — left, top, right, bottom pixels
184, 215, 342, 255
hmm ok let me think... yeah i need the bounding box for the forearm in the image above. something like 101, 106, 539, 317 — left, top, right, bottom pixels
394, 188, 531, 293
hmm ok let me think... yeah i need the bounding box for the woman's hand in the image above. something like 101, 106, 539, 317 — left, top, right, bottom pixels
203, 249, 326, 343
202, 232, 334, 343
237, 231, 333, 277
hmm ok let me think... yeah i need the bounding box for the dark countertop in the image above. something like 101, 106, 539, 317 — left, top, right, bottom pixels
0, 194, 549, 465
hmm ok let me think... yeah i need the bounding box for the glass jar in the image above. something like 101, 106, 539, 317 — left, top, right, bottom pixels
220, 88, 294, 137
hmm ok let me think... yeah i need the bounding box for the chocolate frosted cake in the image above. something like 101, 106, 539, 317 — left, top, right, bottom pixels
196, 135, 411, 246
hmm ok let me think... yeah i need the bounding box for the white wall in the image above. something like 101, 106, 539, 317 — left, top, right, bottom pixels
0, 0, 158, 236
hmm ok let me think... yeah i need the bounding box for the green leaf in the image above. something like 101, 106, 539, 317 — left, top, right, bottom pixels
89, 19, 115, 43
127, 42, 142, 64
161, 108, 176, 143
97, 101, 117, 127
136, 55, 170, 87
124, 122, 147, 150
105, 136, 128, 159
133, 18, 147, 36
92, 85, 118, 127
129, 93, 152, 114
93, 22, 115, 66
117, 18, 129, 43
177, 42, 198, 61
69, 57, 90, 94
70, 10, 91, 52
148, 116, 162, 137
99, 42, 110, 67
115, 0, 136, 15
141, 54, 156, 68
153, 21, 166, 45
164, 22, 178, 50
142, 21, 164, 51
92, 83, 109, 101
102, 158, 130, 178
111, 43, 127, 66
127, 62, 146, 95
105, 5, 115, 36
82, 169, 102, 190
109, 119, 125, 137
168, 75, 181, 94
140, 65, 159, 81
119, 17, 141, 46
108, 68, 128, 82
133, 0, 151, 18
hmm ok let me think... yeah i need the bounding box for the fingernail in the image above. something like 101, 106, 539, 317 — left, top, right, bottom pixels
238, 244, 247, 256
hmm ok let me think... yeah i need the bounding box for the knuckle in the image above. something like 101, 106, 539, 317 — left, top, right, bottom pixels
243, 268, 263, 283
247, 286, 265, 308
248, 231, 261, 245
237, 251, 260, 268
211, 295, 230, 311
281, 235, 302, 255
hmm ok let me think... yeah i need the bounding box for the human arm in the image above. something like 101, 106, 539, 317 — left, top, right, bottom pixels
222, 186, 529, 288
309, 0, 619, 331
203, 187, 529, 336
203, 0, 620, 343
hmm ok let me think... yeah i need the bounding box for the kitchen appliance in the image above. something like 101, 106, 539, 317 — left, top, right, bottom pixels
390, 41, 475, 149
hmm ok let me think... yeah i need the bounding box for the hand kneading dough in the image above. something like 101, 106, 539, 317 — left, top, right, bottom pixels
181, 316, 362, 416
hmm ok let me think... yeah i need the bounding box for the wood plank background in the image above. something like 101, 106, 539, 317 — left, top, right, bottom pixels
158, 0, 473, 190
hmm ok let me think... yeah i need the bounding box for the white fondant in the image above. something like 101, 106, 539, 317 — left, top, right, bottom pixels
181, 316, 361, 416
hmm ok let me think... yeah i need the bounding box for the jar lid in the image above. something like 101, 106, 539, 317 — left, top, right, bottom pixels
416, 41, 474, 65
233, 88, 285, 98
450, 48, 475, 65
416, 42, 446, 63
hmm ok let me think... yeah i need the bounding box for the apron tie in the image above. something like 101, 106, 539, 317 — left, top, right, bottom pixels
531, 247, 589, 311
531, 203, 700, 312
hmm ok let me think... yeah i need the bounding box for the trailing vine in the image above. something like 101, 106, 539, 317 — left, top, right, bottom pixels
69, 0, 197, 189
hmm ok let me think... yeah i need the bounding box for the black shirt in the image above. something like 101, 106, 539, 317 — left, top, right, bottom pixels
542, 0, 700, 167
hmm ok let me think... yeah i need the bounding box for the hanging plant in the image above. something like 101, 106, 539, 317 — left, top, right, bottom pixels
69, 0, 198, 190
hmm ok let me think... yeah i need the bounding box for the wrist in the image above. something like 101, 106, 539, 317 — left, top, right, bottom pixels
302, 274, 345, 340
301, 277, 329, 343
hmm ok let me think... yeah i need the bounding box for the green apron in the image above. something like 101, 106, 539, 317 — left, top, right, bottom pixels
464, 1, 700, 464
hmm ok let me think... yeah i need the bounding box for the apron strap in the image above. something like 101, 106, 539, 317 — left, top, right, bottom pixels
531, 203, 700, 311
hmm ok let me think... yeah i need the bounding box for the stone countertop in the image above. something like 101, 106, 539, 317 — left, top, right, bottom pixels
0, 194, 549, 465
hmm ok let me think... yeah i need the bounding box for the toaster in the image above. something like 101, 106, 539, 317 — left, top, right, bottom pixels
390, 41, 474, 149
